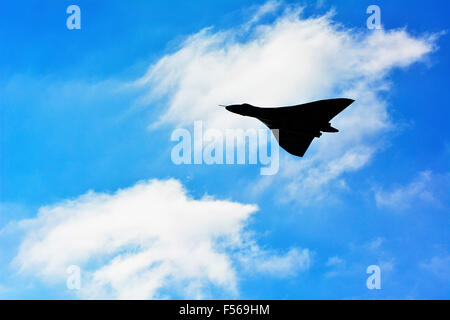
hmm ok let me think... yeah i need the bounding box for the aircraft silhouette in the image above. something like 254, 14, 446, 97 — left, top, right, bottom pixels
223, 98, 354, 157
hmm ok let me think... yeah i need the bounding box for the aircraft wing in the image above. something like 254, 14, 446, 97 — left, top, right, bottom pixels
272, 129, 316, 157
247, 98, 354, 157
283, 98, 354, 122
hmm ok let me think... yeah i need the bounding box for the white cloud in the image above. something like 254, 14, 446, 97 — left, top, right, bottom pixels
379, 259, 395, 273
239, 246, 311, 277
136, 4, 437, 204
244, 1, 281, 31
0, 284, 7, 295
275, 146, 375, 203
365, 237, 385, 251
420, 254, 450, 281
325, 238, 395, 279
375, 171, 439, 211
12, 179, 310, 299
326, 256, 344, 267
325, 256, 346, 278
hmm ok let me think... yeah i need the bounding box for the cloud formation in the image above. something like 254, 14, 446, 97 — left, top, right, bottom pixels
420, 254, 450, 281
137, 4, 437, 204
12, 179, 309, 299
375, 170, 447, 211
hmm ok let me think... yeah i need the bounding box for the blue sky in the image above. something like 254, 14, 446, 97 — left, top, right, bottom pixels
0, 0, 449, 299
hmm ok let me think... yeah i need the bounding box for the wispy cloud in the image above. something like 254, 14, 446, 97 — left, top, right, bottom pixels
325, 256, 345, 278
239, 247, 311, 277
325, 238, 395, 280
0, 284, 8, 296
243, 0, 281, 31
375, 170, 446, 211
364, 237, 385, 252
420, 254, 450, 281
11, 179, 310, 299
326, 256, 345, 267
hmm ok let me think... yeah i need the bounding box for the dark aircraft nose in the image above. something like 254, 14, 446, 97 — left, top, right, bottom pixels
225, 104, 245, 115
224, 104, 257, 117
